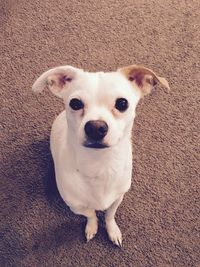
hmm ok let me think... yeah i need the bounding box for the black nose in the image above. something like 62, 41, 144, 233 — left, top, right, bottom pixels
84, 120, 108, 141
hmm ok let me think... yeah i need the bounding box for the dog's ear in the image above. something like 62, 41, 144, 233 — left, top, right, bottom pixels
32, 66, 82, 97
118, 65, 170, 96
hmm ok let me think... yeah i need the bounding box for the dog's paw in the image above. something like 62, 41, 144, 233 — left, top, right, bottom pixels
85, 217, 98, 242
106, 219, 122, 247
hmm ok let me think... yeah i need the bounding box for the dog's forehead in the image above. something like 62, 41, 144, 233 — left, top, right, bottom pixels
76, 71, 133, 97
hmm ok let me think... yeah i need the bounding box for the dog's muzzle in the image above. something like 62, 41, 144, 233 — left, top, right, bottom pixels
83, 120, 109, 149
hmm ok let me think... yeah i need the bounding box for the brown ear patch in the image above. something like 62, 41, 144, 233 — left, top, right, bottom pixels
119, 65, 170, 96
129, 72, 156, 86
47, 73, 73, 93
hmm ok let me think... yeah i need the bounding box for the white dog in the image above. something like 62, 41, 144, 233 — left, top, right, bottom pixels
32, 64, 169, 246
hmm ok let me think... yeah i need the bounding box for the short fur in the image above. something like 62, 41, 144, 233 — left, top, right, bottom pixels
32, 65, 169, 246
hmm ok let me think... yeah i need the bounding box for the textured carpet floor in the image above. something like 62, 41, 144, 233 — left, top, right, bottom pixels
1, 1, 200, 266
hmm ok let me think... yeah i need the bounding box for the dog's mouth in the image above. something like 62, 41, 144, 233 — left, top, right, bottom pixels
83, 141, 109, 149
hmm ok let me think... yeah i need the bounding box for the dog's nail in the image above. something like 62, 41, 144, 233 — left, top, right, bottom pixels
112, 237, 122, 247
86, 234, 94, 242
118, 239, 122, 248
116, 239, 121, 247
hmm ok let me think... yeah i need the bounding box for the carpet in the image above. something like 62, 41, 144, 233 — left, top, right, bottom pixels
1, 0, 200, 266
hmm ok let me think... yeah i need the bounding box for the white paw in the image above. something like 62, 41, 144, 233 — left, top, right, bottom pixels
85, 217, 98, 242
106, 219, 122, 247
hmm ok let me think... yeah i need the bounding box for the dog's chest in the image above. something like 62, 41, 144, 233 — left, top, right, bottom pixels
74, 170, 130, 210
82, 174, 123, 210
56, 161, 131, 211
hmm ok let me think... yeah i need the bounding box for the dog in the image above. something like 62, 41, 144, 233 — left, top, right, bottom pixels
32, 64, 169, 246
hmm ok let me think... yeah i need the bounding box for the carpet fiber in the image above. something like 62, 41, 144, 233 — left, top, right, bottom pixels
1, 1, 200, 266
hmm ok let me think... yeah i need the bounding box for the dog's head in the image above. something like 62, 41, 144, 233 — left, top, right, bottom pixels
32, 65, 169, 149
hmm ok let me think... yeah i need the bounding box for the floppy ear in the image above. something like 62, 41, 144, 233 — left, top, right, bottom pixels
32, 65, 82, 97
118, 64, 170, 96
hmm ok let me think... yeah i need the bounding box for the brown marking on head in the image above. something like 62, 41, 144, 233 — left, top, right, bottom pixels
47, 73, 73, 94
118, 64, 170, 96
32, 65, 80, 98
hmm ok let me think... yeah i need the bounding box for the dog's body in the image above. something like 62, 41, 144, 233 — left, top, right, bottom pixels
51, 110, 132, 211
33, 65, 169, 246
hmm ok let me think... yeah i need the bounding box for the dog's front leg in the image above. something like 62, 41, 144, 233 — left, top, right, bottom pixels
70, 207, 98, 242
105, 195, 124, 247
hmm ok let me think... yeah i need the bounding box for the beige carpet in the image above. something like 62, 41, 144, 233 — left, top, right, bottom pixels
1, 0, 200, 266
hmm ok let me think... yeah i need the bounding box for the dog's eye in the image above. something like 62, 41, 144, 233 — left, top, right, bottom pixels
115, 98, 129, 112
69, 98, 84, 110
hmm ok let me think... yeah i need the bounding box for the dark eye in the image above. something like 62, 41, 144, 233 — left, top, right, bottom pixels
69, 98, 84, 110
115, 98, 129, 112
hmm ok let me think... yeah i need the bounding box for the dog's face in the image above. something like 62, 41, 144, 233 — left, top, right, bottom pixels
32, 65, 169, 149
64, 71, 141, 149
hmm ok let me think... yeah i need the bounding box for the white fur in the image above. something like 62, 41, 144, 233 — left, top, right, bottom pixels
32, 65, 167, 246
49, 71, 140, 211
